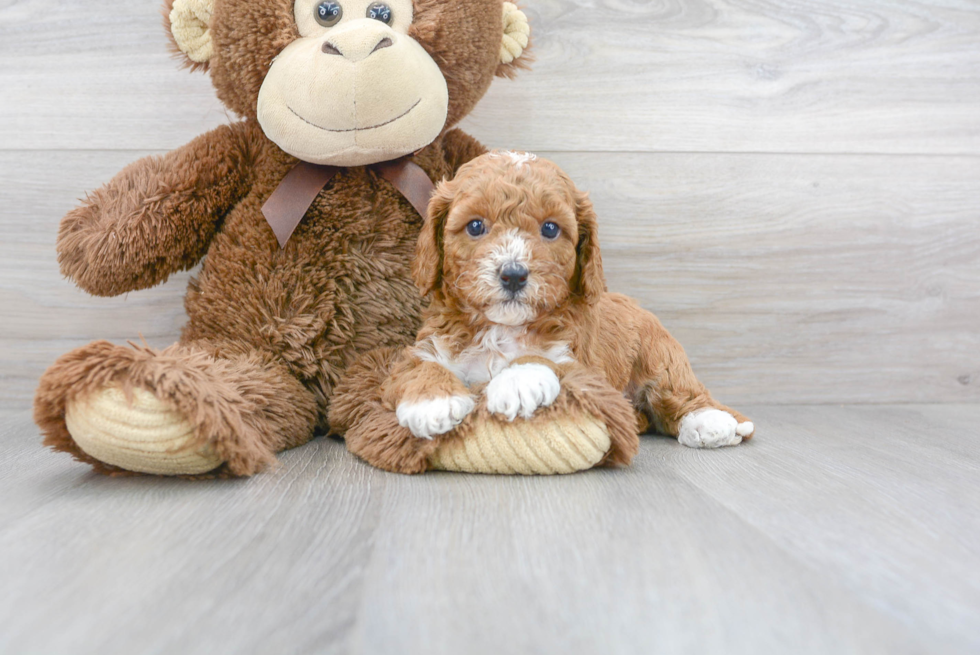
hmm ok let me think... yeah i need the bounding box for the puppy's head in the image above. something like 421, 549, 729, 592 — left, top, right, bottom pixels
414, 151, 605, 326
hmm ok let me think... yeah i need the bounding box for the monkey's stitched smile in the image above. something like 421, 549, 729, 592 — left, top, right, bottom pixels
288, 99, 422, 133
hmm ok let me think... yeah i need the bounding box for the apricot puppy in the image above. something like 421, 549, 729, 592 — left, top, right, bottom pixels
384, 151, 754, 448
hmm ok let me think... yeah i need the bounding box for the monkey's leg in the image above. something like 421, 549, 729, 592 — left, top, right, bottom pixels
331, 348, 456, 474
552, 364, 640, 467
34, 340, 318, 477
632, 317, 754, 449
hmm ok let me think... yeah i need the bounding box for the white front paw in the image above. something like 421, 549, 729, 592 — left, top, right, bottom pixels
678, 409, 742, 448
485, 363, 561, 421
396, 395, 475, 439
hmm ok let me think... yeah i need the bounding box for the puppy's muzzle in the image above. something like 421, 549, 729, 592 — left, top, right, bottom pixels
499, 263, 528, 294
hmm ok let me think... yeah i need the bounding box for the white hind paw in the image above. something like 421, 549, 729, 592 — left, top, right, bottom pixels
678, 409, 742, 448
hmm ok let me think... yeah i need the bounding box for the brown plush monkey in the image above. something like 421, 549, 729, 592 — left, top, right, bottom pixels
34, 0, 534, 477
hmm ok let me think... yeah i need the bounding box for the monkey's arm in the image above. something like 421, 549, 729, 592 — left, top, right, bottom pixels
57, 122, 254, 297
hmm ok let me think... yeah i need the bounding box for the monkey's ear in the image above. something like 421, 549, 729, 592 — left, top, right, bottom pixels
413, 179, 455, 297
165, 0, 215, 70
572, 191, 607, 304
496, 2, 532, 78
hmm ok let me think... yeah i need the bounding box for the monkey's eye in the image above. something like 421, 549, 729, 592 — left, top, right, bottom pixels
366, 3, 393, 24
314, 1, 343, 27
541, 221, 561, 240
465, 219, 487, 237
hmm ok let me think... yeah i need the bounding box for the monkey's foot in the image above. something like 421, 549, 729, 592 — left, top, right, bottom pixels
429, 414, 611, 475
65, 386, 223, 476
36, 340, 319, 477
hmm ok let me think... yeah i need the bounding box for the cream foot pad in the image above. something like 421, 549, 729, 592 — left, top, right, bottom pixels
429, 415, 611, 475
65, 386, 223, 475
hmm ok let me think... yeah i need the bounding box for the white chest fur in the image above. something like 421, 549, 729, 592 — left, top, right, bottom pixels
415, 325, 572, 387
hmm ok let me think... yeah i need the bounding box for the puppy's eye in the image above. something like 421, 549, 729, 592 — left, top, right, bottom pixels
541, 221, 561, 240
314, 1, 343, 26
465, 219, 487, 237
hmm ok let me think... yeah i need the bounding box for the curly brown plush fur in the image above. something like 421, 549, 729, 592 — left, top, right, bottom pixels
35, 0, 528, 477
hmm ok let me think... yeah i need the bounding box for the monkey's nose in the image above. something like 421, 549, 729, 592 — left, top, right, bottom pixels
322, 35, 394, 61
499, 264, 529, 294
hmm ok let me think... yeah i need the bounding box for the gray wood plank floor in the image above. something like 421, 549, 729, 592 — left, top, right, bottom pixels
2, 404, 978, 654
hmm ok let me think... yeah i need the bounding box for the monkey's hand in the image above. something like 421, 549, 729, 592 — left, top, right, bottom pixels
57, 123, 253, 297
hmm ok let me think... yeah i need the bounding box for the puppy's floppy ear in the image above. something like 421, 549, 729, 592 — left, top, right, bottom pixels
413, 178, 455, 296
572, 190, 606, 304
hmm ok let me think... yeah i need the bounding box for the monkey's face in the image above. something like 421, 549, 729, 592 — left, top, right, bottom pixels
257, 0, 449, 166
166, 0, 531, 166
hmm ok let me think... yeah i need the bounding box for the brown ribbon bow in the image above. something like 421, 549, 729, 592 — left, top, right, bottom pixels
261, 156, 436, 248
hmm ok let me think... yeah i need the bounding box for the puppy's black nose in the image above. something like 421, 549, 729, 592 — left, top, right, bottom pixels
500, 264, 528, 293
